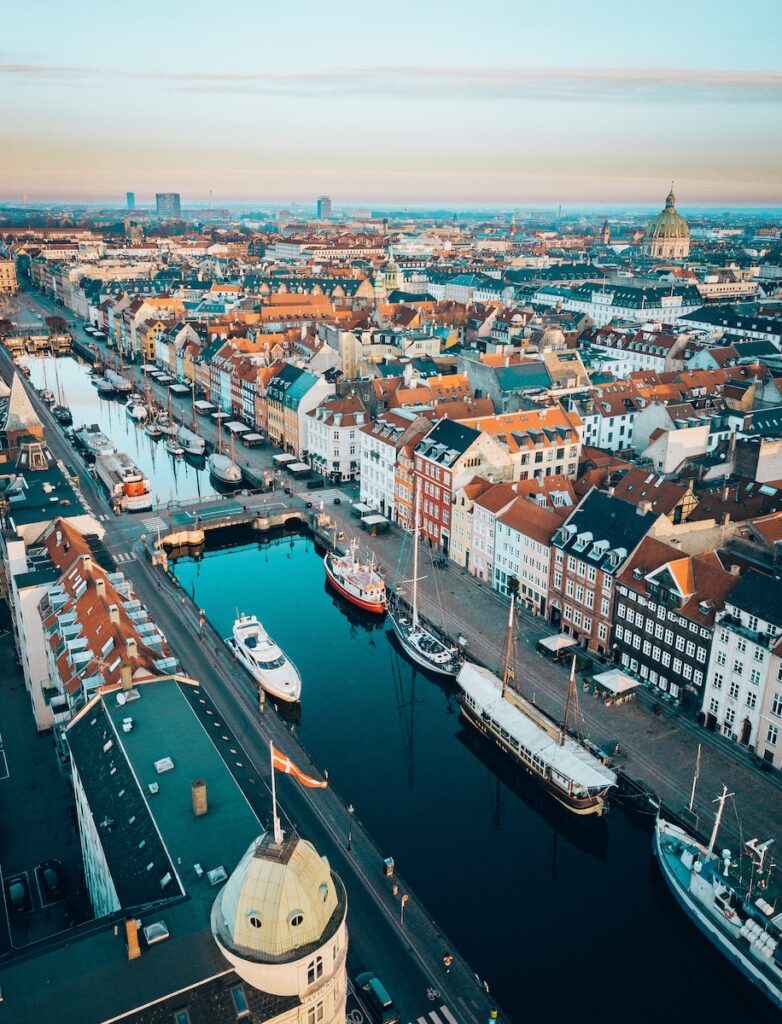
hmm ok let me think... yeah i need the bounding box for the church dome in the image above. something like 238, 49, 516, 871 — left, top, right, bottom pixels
645, 189, 689, 242
212, 830, 345, 967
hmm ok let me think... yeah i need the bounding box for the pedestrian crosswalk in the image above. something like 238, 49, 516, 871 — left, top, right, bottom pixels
143, 516, 168, 533
409, 1007, 458, 1024
113, 551, 136, 565
98, 513, 113, 522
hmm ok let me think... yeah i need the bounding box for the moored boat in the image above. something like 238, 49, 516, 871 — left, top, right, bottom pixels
456, 599, 616, 816
324, 539, 386, 614
389, 481, 461, 675
229, 613, 301, 703
104, 368, 132, 394
73, 424, 116, 462
126, 398, 147, 421
654, 791, 781, 1010
208, 452, 242, 485
41, 388, 56, 404
145, 420, 163, 439
94, 451, 153, 512
176, 424, 206, 457
166, 437, 184, 457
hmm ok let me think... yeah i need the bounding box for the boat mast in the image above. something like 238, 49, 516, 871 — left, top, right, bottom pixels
216, 414, 222, 455
501, 594, 515, 699
191, 387, 197, 432
706, 784, 733, 858
560, 655, 576, 746
411, 477, 420, 629
688, 743, 701, 813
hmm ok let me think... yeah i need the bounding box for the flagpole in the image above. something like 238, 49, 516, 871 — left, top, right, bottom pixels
270, 740, 282, 844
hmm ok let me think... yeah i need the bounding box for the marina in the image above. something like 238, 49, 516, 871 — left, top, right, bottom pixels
22, 354, 224, 505
169, 528, 779, 1023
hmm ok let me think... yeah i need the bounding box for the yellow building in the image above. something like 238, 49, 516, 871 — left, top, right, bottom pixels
0, 259, 18, 295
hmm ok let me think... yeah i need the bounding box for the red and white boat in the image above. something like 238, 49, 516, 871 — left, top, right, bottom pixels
324, 539, 386, 615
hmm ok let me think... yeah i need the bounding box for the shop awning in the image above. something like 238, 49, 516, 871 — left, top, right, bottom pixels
538, 633, 578, 654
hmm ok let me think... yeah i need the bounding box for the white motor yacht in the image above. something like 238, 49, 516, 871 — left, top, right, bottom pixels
229, 613, 301, 703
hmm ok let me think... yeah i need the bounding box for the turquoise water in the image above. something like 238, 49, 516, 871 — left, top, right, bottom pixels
171, 530, 777, 1023
23, 355, 219, 504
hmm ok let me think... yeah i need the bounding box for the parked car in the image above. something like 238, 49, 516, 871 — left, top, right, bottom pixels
355, 972, 399, 1024
333, 497, 342, 505
38, 859, 66, 902
6, 876, 31, 914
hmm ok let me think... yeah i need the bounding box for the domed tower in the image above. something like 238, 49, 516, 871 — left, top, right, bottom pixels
642, 186, 690, 260
211, 830, 348, 1024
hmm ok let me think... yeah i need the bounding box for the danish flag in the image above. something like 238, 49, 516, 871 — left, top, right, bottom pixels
272, 745, 328, 789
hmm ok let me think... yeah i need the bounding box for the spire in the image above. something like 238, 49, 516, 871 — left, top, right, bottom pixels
4, 374, 43, 435
665, 183, 676, 210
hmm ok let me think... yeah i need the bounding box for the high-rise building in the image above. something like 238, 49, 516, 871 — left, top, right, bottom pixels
317, 195, 332, 220
156, 192, 181, 219
126, 191, 135, 210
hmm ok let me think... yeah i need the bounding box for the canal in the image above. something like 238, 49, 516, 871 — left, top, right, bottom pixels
22, 355, 220, 504
171, 529, 777, 1023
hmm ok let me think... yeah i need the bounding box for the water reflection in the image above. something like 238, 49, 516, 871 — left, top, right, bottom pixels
22, 355, 219, 505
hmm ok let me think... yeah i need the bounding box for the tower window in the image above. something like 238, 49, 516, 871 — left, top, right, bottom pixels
246, 911, 262, 929
307, 955, 324, 985
289, 912, 304, 927
230, 985, 250, 1018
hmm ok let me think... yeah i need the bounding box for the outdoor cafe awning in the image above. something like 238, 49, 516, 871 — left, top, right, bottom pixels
592, 669, 639, 696
538, 633, 578, 654
225, 420, 250, 434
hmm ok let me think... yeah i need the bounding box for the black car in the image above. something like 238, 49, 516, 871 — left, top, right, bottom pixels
333, 497, 342, 505
354, 972, 399, 1024
6, 875, 31, 914
38, 860, 66, 902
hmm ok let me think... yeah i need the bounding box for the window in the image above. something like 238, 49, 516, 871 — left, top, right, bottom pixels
732, 660, 743, 676
736, 637, 747, 653
725, 707, 736, 727
655, 623, 664, 640
694, 670, 703, 686
643, 640, 651, 656
746, 691, 757, 710
729, 680, 740, 699
307, 1003, 325, 1024
685, 641, 696, 658
664, 629, 673, 646
675, 635, 685, 652
709, 697, 720, 715
289, 912, 304, 927
600, 597, 610, 617
753, 648, 765, 663
603, 573, 612, 592
615, 625, 624, 641
230, 985, 250, 1019
174, 1013, 191, 1024
713, 672, 723, 690
766, 723, 779, 747
307, 956, 324, 985
673, 657, 682, 676
662, 651, 671, 668
697, 646, 707, 663
716, 650, 726, 667
772, 692, 782, 717
587, 565, 597, 583
750, 668, 761, 687
598, 623, 608, 641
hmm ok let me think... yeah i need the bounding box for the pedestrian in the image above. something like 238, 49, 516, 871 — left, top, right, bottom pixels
443, 952, 453, 974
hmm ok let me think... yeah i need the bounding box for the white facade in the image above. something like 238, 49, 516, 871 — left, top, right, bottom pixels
702, 604, 782, 769
307, 402, 366, 481
359, 429, 398, 516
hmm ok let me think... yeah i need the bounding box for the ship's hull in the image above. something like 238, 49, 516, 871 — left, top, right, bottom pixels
389, 609, 460, 677
324, 554, 386, 614
459, 697, 608, 816
229, 632, 301, 703
208, 454, 242, 486
654, 821, 782, 1011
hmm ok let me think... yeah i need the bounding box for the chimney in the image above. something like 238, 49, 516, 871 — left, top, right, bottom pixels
126, 637, 138, 660
125, 918, 141, 961
95, 578, 106, 598
120, 662, 133, 690
109, 604, 120, 624
730, 564, 740, 576
191, 779, 208, 817
82, 554, 92, 572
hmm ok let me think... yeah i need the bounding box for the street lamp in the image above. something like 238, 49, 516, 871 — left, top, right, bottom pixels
347, 803, 354, 851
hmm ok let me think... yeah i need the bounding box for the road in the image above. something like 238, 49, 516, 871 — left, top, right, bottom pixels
3, 286, 502, 1023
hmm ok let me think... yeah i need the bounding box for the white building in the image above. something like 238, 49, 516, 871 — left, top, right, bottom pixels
307, 394, 368, 482
701, 569, 782, 769
493, 496, 570, 614
359, 411, 430, 519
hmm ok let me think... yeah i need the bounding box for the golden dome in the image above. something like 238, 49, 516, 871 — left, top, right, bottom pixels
645, 188, 689, 242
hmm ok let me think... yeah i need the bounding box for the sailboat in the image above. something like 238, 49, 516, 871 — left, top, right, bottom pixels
654, 788, 781, 1010
51, 359, 72, 425
457, 600, 617, 816
176, 389, 206, 457
388, 482, 461, 675
208, 413, 242, 486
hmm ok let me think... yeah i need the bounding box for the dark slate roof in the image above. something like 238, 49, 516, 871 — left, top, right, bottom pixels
387, 290, 435, 303
66, 701, 179, 910
725, 568, 782, 626
119, 972, 299, 1024
569, 282, 703, 307
553, 489, 655, 572
415, 418, 481, 465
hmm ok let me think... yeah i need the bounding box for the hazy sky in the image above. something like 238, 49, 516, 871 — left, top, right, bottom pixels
2, 0, 781, 206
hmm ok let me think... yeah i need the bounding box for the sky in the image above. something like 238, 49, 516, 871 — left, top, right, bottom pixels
2, 0, 781, 207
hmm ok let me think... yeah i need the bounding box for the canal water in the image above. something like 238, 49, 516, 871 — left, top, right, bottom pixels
22, 355, 219, 505
171, 530, 777, 1023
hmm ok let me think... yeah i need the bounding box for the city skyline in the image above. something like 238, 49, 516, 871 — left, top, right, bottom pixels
3, 0, 782, 205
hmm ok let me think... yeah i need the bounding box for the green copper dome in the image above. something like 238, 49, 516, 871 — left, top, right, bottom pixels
645, 189, 689, 241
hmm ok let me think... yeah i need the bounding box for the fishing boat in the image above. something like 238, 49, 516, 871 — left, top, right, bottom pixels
166, 437, 184, 457
94, 451, 153, 512
229, 613, 302, 703
389, 482, 461, 675
52, 405, 73, 425
457, 599, 616, 816
208, 415, 242, 485
654, 789, 781, 1010
41, 388, 56, 404
96, 377, 116, 397
145, 419, 163, 439
126, 397, 147, 421
324, 538, 386, 614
